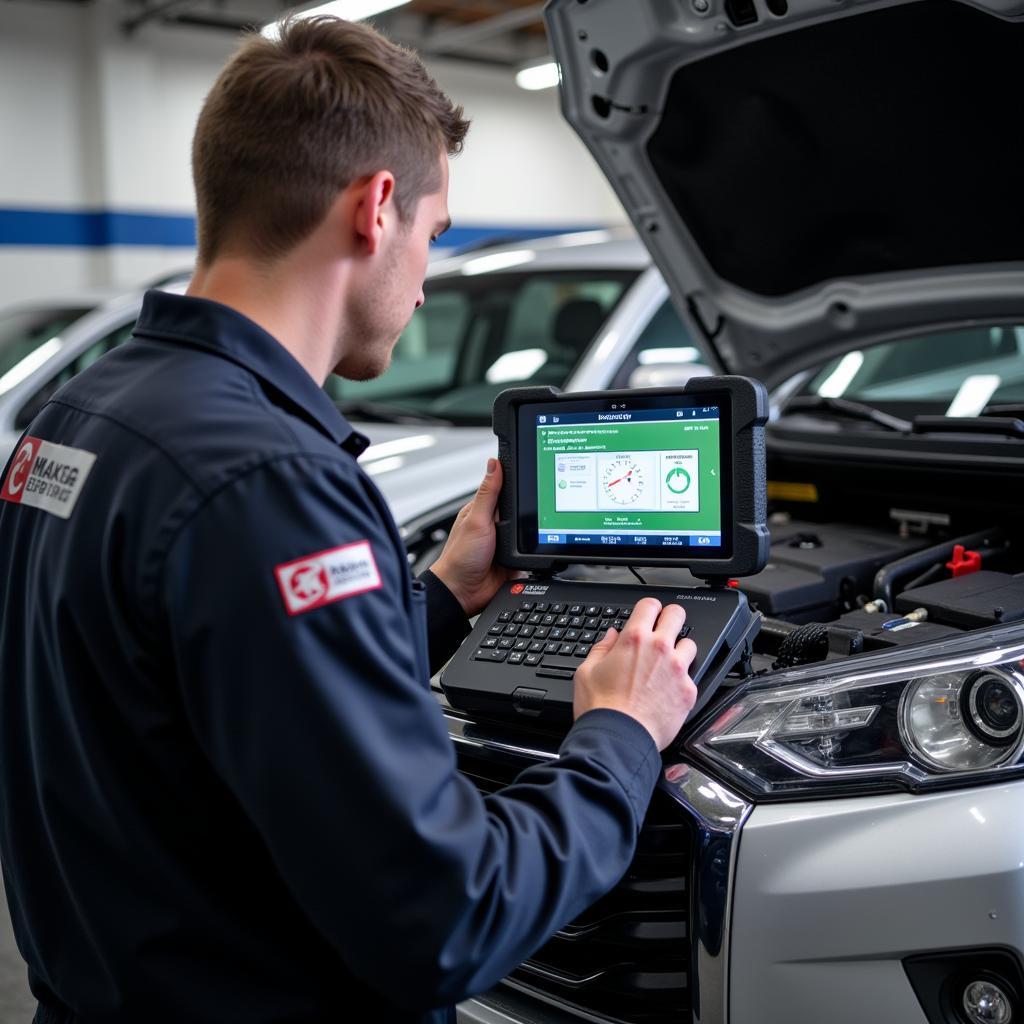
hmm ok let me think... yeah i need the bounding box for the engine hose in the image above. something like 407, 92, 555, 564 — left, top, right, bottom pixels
872, 527, 1006, 611
773, 622, 830, 670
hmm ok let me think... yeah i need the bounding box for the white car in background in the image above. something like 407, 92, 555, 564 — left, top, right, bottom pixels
0, 232, 709, 526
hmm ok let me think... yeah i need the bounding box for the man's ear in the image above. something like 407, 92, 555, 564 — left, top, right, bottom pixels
352, 170, 396, 256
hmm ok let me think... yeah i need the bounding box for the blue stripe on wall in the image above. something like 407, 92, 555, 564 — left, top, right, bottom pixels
0, 208, 602, 251
0, 209, 197, 247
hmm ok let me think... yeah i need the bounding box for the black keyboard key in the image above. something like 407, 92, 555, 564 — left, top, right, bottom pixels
586, 605, 601, 616
498, 611, 513, 622
549, 628, 565, 640
481, 637, 499, 649
519, 601, 535, 612
602, 606, 616, 617
513, 612, 529, 623
519, 625, 535, 638
514, 640, 530, 651
540, 655, 580, 672
618, 606, 633, 617
600, 618, 613, 630
613, 619, 625, 631
541, 614, 556, 626
524, 653, 542, 666
568, 604, 584, 615
498, 638, 515, 650
564, 629, 580, 641
551, 603, 566, 613
544, 642, 559, 654
528, 641, 545, 653
488, 624, 503, 636
584, 617, 600, 628
527, 613, 543, 625
504, 624, 519, 636
558, 643, 575, 656
678, 625, 692, 640
534, 602, 549, 612
475, 648, 508, 662
581, 630, 596, 643
508, 651, 526, 664
569, 616, 584, 628
574, 643, 591, 657
555, 615, 570, 627
534, 627, 550, 640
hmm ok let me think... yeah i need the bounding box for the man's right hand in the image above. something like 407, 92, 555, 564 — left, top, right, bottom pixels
573, 598, 698, 751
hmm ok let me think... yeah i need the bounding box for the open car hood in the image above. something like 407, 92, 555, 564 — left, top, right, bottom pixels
545, 0, 1024, 387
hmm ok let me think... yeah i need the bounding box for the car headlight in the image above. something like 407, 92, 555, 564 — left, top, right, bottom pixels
687, 630, 1024, 799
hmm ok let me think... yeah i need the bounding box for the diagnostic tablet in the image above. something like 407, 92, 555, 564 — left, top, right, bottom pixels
493, 378, 769, 578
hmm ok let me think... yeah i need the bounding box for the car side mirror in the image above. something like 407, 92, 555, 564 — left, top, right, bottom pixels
627, 362, 713, 389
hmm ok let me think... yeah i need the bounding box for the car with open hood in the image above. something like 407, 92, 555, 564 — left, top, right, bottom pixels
437, 3, 1024, 1024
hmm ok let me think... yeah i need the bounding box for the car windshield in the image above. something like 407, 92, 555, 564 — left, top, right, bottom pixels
0, 305, 91, 399
324, 269, 639, 425
798, 323, 1024, 418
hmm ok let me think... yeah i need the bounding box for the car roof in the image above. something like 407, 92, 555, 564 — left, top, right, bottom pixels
428, 228, 651, 278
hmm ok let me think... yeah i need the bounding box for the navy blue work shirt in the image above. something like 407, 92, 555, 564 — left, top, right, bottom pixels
0, 290, 662, 1024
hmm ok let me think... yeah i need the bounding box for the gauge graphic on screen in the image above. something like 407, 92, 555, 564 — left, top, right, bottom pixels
602, 458, 645, 504
665, 466, 691, 494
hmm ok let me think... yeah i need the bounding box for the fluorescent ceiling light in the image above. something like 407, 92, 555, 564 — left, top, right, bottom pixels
947, 374, 1001, 418
515, 61, 560, 91
485, 349, 548, 384
638, 347, 701, 366
816, 350, 864, 398
262, 0, 409, 39
460, 250, 536, 276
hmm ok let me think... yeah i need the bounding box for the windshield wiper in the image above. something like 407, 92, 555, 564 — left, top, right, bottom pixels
335, 400, 453, 427
781, 396, 912, 432
911, 415, 1024, 438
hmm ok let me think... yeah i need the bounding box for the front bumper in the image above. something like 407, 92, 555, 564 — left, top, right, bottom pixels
449, 710, 1024, 1024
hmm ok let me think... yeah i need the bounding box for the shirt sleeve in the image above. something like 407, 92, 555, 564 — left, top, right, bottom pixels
417, 568, 471, 675
160, 453, 661, 1012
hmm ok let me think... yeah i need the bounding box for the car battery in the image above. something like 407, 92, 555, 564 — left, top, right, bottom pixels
836, 608, 961, 649
740, 521, 929, 622
894, 571, 1024, 629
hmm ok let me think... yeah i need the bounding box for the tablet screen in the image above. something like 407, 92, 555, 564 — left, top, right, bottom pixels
515, 392, 732, 561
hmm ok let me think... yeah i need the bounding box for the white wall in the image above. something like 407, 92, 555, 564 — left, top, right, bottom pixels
0, 2, 626, 308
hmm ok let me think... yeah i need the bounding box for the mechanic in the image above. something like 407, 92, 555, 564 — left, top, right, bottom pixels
0, 16, 698, 1024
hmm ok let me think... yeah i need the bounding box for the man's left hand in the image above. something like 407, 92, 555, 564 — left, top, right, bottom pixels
430, 458, 520, 618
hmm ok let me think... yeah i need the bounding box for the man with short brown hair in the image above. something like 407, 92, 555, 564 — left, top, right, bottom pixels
0, 16, 697, 1024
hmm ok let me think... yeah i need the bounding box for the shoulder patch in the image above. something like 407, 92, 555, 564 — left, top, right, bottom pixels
1, 436, 97, 519
274, 540, 382, 616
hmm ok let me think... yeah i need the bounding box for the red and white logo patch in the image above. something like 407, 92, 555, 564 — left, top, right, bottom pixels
274, 540, 382, 616
1, 435, 96, 519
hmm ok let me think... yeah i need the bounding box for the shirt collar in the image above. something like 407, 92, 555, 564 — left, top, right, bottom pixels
134, 290, 370, 456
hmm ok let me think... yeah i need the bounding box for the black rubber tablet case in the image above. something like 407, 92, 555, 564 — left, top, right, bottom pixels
492, 377, 769, 580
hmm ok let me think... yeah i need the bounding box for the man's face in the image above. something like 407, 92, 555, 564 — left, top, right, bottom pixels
335, 155, 451, 382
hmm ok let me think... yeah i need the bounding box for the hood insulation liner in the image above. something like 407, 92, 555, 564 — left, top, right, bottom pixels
647, 1, 1024, 297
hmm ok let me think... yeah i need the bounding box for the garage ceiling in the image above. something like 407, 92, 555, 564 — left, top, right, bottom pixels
77, 0, 550, 67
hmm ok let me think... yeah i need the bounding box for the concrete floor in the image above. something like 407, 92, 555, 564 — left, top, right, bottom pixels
0, 892, 35, 1021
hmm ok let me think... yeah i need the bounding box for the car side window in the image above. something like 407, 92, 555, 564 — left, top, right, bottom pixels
610, 299, 706, 389
15, 321, 137, 430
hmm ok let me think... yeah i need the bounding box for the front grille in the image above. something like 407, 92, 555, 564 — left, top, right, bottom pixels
457, 746, 693, 1024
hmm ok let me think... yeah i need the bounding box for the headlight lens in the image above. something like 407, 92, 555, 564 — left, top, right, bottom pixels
687, 634, 1024, 799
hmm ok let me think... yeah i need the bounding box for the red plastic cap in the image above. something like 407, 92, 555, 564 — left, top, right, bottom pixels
946, 544, 982, 578
727, 578, 740, 588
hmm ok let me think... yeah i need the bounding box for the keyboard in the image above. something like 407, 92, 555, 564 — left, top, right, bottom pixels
441, 579, 759, 725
